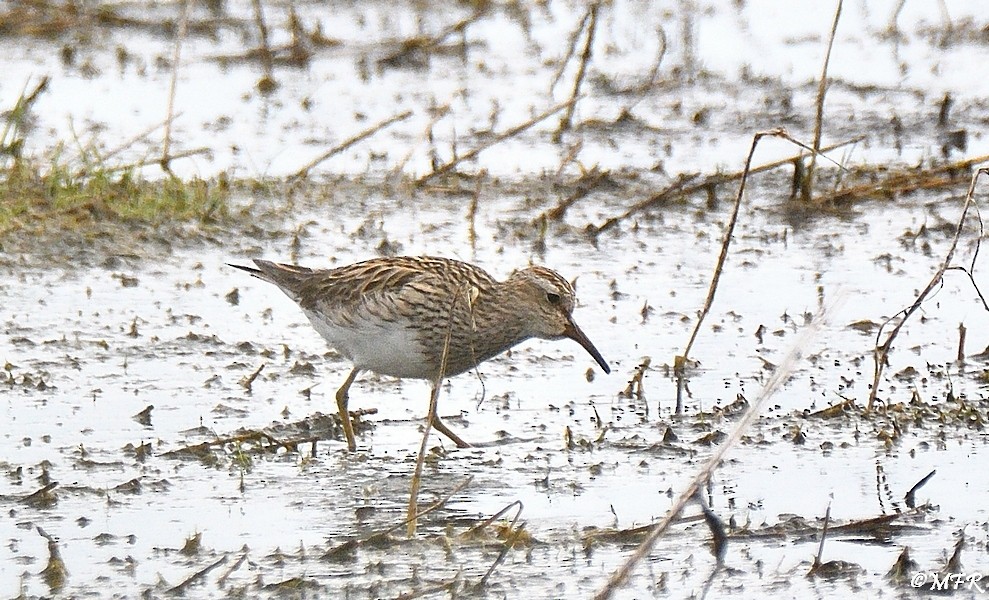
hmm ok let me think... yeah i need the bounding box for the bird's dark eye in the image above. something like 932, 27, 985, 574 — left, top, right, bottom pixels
546, 292, 561, 304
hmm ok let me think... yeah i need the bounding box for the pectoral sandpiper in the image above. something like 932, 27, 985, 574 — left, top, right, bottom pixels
230, 256, 610, 451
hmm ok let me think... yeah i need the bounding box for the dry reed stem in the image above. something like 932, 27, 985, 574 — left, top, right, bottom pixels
406, 281, 463, 537
801, 0, 842, 202
814, 153, 989, 204
463, 500, 526, 589
388, 476, 471, 537
250, 0, 274, 78
596, 299, 839, 599
378, 13, 480, 69
592, 135, 862, 236
101, 147, 211, 175
405, 334, 450, 537
551, 9, 593, 92
74, 112, 182, 176
675, 129, 785, 413
414, 98, 578, 186
467, 174, 482, 254
671, 129, 842, 413
540, 167, 609, 223
622, 27, 667, 108
291, 110, 413, 180
867, 168, 987, 409
161, 0, 191, 175
556, 3, 598, 138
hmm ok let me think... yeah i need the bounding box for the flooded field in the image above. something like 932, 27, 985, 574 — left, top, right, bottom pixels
2, 1, 989, 598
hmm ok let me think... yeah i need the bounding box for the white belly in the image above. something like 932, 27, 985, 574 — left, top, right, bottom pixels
302, 308, 432, 379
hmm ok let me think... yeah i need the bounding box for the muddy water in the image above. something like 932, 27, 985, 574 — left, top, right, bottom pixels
3, 1, 989, 598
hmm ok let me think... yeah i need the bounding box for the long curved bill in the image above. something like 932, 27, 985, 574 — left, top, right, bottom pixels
563, 317, 610, 374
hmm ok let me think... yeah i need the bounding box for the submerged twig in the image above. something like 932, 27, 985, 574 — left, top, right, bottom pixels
325, 477, 472, 563
539, 167, 610, 223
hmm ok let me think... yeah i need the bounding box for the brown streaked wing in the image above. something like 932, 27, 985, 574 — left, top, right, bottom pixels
295, 256, 496, 314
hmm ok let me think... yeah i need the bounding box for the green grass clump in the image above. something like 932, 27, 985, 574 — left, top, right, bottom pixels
0, 156, 230, 236
0, 77, 230, 239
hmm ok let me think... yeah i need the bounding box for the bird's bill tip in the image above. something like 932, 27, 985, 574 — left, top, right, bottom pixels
564, 319, 610, 374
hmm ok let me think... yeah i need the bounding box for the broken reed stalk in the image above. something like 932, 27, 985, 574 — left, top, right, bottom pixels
801, 0, 842, 202
161, 0, 191, 175
414, 98, 578, 186
675, 129, 785, 413
904, 469, 935, 509
594, 300, 839, 600
867, 168, 988, 409
674, 129, 847, 413
291, 110, 413, 180
556, 3, 598, 138
37, 526, 67, 592
216, 549, 249, 586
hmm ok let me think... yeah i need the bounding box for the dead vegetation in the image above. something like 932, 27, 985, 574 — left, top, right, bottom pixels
2, 0, 988, 597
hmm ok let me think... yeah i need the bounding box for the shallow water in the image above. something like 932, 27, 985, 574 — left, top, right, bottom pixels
3, 1, 989, 598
